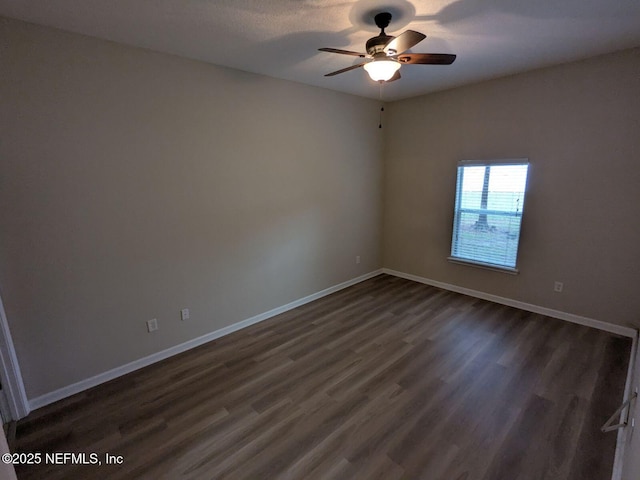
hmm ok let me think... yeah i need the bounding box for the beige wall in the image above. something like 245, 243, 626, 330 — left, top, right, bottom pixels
383, 48, 640, 329
0, 17, 383, 399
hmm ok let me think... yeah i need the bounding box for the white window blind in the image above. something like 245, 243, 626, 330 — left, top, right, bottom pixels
449, 160, 529, 271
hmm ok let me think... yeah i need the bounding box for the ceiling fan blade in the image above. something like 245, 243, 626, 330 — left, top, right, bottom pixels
386, 70, 401, 82
324, 63, 366, 77
318, 48, 366, 58
383, 30, 426, 55
396, 53, 457, 65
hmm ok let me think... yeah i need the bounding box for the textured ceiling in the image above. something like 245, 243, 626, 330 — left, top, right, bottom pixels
1, 0, 640, 101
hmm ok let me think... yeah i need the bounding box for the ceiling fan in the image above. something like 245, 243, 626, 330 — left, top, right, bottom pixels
319, 12, 456, 83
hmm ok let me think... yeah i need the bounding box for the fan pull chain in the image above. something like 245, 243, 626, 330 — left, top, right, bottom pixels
379, 81, 384, 129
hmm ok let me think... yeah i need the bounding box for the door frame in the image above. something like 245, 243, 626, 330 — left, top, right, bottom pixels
0, 292, 29, 420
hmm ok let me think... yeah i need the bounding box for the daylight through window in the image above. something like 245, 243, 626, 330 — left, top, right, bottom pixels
449, 160, 529, 271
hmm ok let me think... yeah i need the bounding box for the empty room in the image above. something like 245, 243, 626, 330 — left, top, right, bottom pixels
1, 1, 640, 479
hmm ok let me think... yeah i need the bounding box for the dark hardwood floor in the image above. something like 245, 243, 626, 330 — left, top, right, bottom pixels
13, 274, 631, 479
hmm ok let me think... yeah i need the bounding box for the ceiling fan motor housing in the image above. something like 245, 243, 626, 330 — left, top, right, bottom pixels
366, 35, 393, 55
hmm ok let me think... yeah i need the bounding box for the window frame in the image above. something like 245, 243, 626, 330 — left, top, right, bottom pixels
448, 158, 530, 274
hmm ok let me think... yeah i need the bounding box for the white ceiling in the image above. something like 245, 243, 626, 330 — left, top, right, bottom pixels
2, 0, 640, 101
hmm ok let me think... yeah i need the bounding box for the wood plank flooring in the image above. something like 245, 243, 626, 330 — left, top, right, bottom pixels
13, 274, 631, 479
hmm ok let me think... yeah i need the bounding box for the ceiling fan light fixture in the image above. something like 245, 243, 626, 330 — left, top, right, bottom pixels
319, 11, 456, 82
363, 59, 401, 82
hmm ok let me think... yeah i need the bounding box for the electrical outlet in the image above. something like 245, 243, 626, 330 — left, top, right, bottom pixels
554, 281, 563, 293
146, 318, 158, 332
356, 256, 361, 264
181, 308, 190, 321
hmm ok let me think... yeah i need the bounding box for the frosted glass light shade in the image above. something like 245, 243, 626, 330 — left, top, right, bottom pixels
363, 60, 401, 81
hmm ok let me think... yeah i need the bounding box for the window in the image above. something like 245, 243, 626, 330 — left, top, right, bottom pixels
449, 160, 529, 272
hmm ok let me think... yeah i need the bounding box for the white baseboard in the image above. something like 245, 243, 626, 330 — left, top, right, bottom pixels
28, 267, 637, 413
382, 268, 638, 339
29, 269, 383, 411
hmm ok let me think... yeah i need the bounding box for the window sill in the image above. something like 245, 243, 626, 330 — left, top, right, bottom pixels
447, 257, 519, 275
